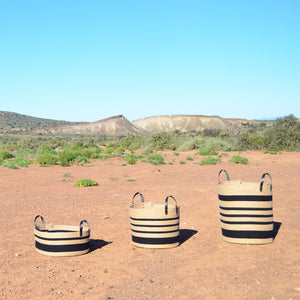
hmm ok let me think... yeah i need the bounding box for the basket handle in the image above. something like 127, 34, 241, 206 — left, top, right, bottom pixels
80, 220, 90, 237
218, 169, 230, 182
259, 173, 272, 192
165, 195, 178, 215
132, 192, 144, 205
34, 215, 45, 228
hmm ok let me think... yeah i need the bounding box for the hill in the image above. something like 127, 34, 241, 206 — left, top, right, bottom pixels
0, 111, 268, 136
0, 111, 80, 133
132, 115, 260, 133
47, 115, 148, 136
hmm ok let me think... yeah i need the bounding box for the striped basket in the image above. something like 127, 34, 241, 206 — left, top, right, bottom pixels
130, 192, 180, 249
217, 170, 274, 244
34, 215, 90, 256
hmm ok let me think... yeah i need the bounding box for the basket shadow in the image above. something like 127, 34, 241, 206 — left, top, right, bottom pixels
179, 229, 198, 245
89, 239, 112, 253
273, 221, 281, 240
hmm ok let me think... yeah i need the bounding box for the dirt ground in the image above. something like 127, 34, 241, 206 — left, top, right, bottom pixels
0, 151, 299, 300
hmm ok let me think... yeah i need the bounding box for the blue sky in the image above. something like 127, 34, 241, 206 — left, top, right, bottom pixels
0, 0, 299, 122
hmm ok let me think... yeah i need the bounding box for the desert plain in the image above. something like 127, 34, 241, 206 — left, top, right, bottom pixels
0, 151, 299, 299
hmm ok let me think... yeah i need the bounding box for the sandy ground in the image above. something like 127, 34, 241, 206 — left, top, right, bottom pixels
0, 151, 299, 300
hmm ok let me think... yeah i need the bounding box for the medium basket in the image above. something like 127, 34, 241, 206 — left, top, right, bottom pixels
34, 215, 90, 256
130, 192, 180, 249
217, 170, 274, 244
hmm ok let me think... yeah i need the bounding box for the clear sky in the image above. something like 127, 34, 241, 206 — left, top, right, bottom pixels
0, 0, 299, 122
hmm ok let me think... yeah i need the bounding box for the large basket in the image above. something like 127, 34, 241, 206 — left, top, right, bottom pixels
130, 192, 180, 249
34, 215, 90, 256
217, 170, 274, 244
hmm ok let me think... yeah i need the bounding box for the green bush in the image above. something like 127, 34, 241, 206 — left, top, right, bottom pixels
237, 134, 265, 150
199, 156, 221, 165
264, 114, 300, 151
229, 155, 248, 164
36, 152, 58, 165
74, 178, 98, 187
75, 155, 90, 164
197, 147, 218, 156
0, 150, 14, 160
3, 162, 19, 169
145, 154, 165, 165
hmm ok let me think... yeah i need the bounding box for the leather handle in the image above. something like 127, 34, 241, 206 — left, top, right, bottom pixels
80, 220, 90, 237
34, 215, 45, 228
218, 169, 230, 183
132, 192, 144, 205
260, 173, 272, 192
165, 195, 178, 215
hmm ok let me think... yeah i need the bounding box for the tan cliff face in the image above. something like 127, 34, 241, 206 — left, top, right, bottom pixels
48, 115, 148, 136
132, 115, 231, 133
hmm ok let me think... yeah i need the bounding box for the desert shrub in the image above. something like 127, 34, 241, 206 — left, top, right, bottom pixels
36, 152, 58, 166
103, 147, 114, 155
180, 160, 186, 164
3, 162, 19, 169
199, 156, 221, 165
75, 155, 90, 164
11, 156, 33, 167
149, 132, 178, 151
203, 128, 221, 137
177, 137, 205, 151
74, 178, 98, 187
0, 150, 14, 160
124, 154, 137, 165
145, 154, 165, 165
36, 146, 58, 166
120, 134, 145, 151
63, 172, 72, 178
186, 156, 193, 161
264, 114, 300, 151
197, 147, 218, 156
229, 155, 248, 164
237, 134, 265, 150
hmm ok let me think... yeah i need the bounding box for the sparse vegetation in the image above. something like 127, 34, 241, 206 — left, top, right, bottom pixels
199, 156, 221, 165
0, 114, 298, 170
229, 155, 249, 164
74, 178, 98, 187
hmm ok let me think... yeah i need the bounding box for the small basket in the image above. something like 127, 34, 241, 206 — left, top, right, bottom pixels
34, 215, 90, 256
130, 192, 180, 249
217, 169, 273, 244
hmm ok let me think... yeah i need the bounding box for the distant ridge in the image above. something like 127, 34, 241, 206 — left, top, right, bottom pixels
0, 111, 275, 135
0, 111, 80, 132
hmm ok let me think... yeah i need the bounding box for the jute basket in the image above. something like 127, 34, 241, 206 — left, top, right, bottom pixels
217, 170, 274, 245
130, 192, 180, 249
34, 215, 90, 256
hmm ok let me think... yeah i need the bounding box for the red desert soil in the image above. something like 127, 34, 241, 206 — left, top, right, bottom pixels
0, 151, 299, 300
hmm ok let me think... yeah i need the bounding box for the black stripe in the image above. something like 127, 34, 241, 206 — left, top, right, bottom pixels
130, 223, 179, 228
219, 206, 272, 211
220, 213, 273, 218
35, 229, 77, 233
222, 228, 273, 239
221, 220, 273, 225
131, 229, 179, 234
35, 241, 89, 252
130, 216, 179, 221
34, 234, 90, 241
218, 195, 272, 201
132, 235, 179, 245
